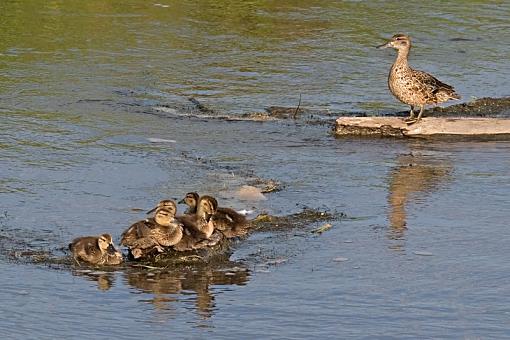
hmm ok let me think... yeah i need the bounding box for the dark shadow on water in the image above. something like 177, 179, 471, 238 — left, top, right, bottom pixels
387, 151, 452, 245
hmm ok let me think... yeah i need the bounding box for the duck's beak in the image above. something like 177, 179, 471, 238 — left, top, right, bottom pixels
177, 198, 185, 204
377, 41, 391, 49
106, 244, 117, 255
146, 206, 157, 215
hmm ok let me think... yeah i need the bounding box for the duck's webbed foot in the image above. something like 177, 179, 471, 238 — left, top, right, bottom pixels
404, 106, 417, 124
405, 105, 425, 125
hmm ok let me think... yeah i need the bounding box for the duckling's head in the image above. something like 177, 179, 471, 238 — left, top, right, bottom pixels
178, 192, 199, 209
377, 34, 411, 51
154, 207, 176, 226
147, 199, 177, 215
197, 195, 218, 217
98, 234, 117, 255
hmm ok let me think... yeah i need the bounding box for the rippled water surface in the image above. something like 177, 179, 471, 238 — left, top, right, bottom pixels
1, 1, 510, 338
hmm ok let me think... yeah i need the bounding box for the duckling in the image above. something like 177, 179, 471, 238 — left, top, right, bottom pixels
69, 233, 123, 266
179, 192, 249, 238
146, 199, 177, 215
378, 34, 460, 123
178, 192, 199, 214
121, 205, 183, 259
173, 195, 220, 251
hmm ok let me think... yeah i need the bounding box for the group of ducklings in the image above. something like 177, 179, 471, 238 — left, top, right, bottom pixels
68, 192, 249, 266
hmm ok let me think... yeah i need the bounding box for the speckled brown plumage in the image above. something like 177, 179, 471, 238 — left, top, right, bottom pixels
178, 192, 249, 238
378, 34, 460, 122
69, 233, 123, 266
173, 195, 222, 251
121, 204, 183, 259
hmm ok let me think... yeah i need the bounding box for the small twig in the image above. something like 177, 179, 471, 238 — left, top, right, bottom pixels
129, 264, 160, 270
293, 94, 302, 119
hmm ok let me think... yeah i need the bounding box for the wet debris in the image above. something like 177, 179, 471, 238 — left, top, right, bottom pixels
188, 97, 215, 115
413, 251, 434, 256
311, 223, 333, 234
428, 97, 510, 117
252, 208, 344, 233
247, 178, 282, 194
385, 96, 510, 118
333, 257, 349, 262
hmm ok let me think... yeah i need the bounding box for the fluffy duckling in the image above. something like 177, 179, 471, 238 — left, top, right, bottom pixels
69, 233, 123, 266
173, 195, 221, 251
146, 199, 177, 215
378, 34, 460, 123
179, 192, 249, 238
121, 204, 183, 259
178, 192, 199, 214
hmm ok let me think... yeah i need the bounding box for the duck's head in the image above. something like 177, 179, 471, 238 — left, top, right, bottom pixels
197, 195, 218, 218
147, 199, 177, 215
377, 34, 411, 51
154, 207, 176, 226
178, 192, 199, 209
98, 234, 117, 255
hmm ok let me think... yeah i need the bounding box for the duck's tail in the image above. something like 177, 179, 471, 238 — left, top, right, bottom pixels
449, 91, 461, 100
435, 86, 460, 102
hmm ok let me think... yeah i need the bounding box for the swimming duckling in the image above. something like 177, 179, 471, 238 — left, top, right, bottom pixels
121, 205, 183, 259
173, 195, 220, 251
179, 192, 249, 238
69, 233, 123, 266
378, 34, 460, 123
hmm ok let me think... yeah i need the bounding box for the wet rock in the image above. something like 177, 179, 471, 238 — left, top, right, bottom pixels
236, 185, 267, 201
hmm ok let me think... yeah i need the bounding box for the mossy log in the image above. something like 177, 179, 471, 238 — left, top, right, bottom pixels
335, 117, 510, 138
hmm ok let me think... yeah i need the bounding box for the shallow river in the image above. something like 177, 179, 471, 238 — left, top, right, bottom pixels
1, 1, 510, 338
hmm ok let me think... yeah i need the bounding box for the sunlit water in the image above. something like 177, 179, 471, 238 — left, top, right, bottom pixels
1, 1, 510, 338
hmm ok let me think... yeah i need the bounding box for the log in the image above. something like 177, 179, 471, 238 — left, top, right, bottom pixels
335, 117, 510, 138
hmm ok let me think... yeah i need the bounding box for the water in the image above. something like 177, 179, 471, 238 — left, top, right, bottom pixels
1, 1, 510, 338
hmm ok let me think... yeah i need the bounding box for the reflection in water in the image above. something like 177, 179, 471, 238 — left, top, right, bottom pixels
72, 270, 116, 291
72, 262, 249, 318
388, 152, 451, 241
124, 264, 249, 318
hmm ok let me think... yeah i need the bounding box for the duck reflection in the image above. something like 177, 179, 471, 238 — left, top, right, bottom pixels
388, 152, 451, 240
71, 269, 116, 291
123, 263, 249, 318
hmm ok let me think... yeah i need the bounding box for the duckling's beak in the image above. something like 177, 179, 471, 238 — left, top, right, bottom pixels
106, 244, 117, 255
146, 206, 157, 215
377, 41, 391, 49
177, 198, 185, 204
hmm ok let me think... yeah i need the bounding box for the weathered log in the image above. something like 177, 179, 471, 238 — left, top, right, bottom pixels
335, 117, 510, 138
